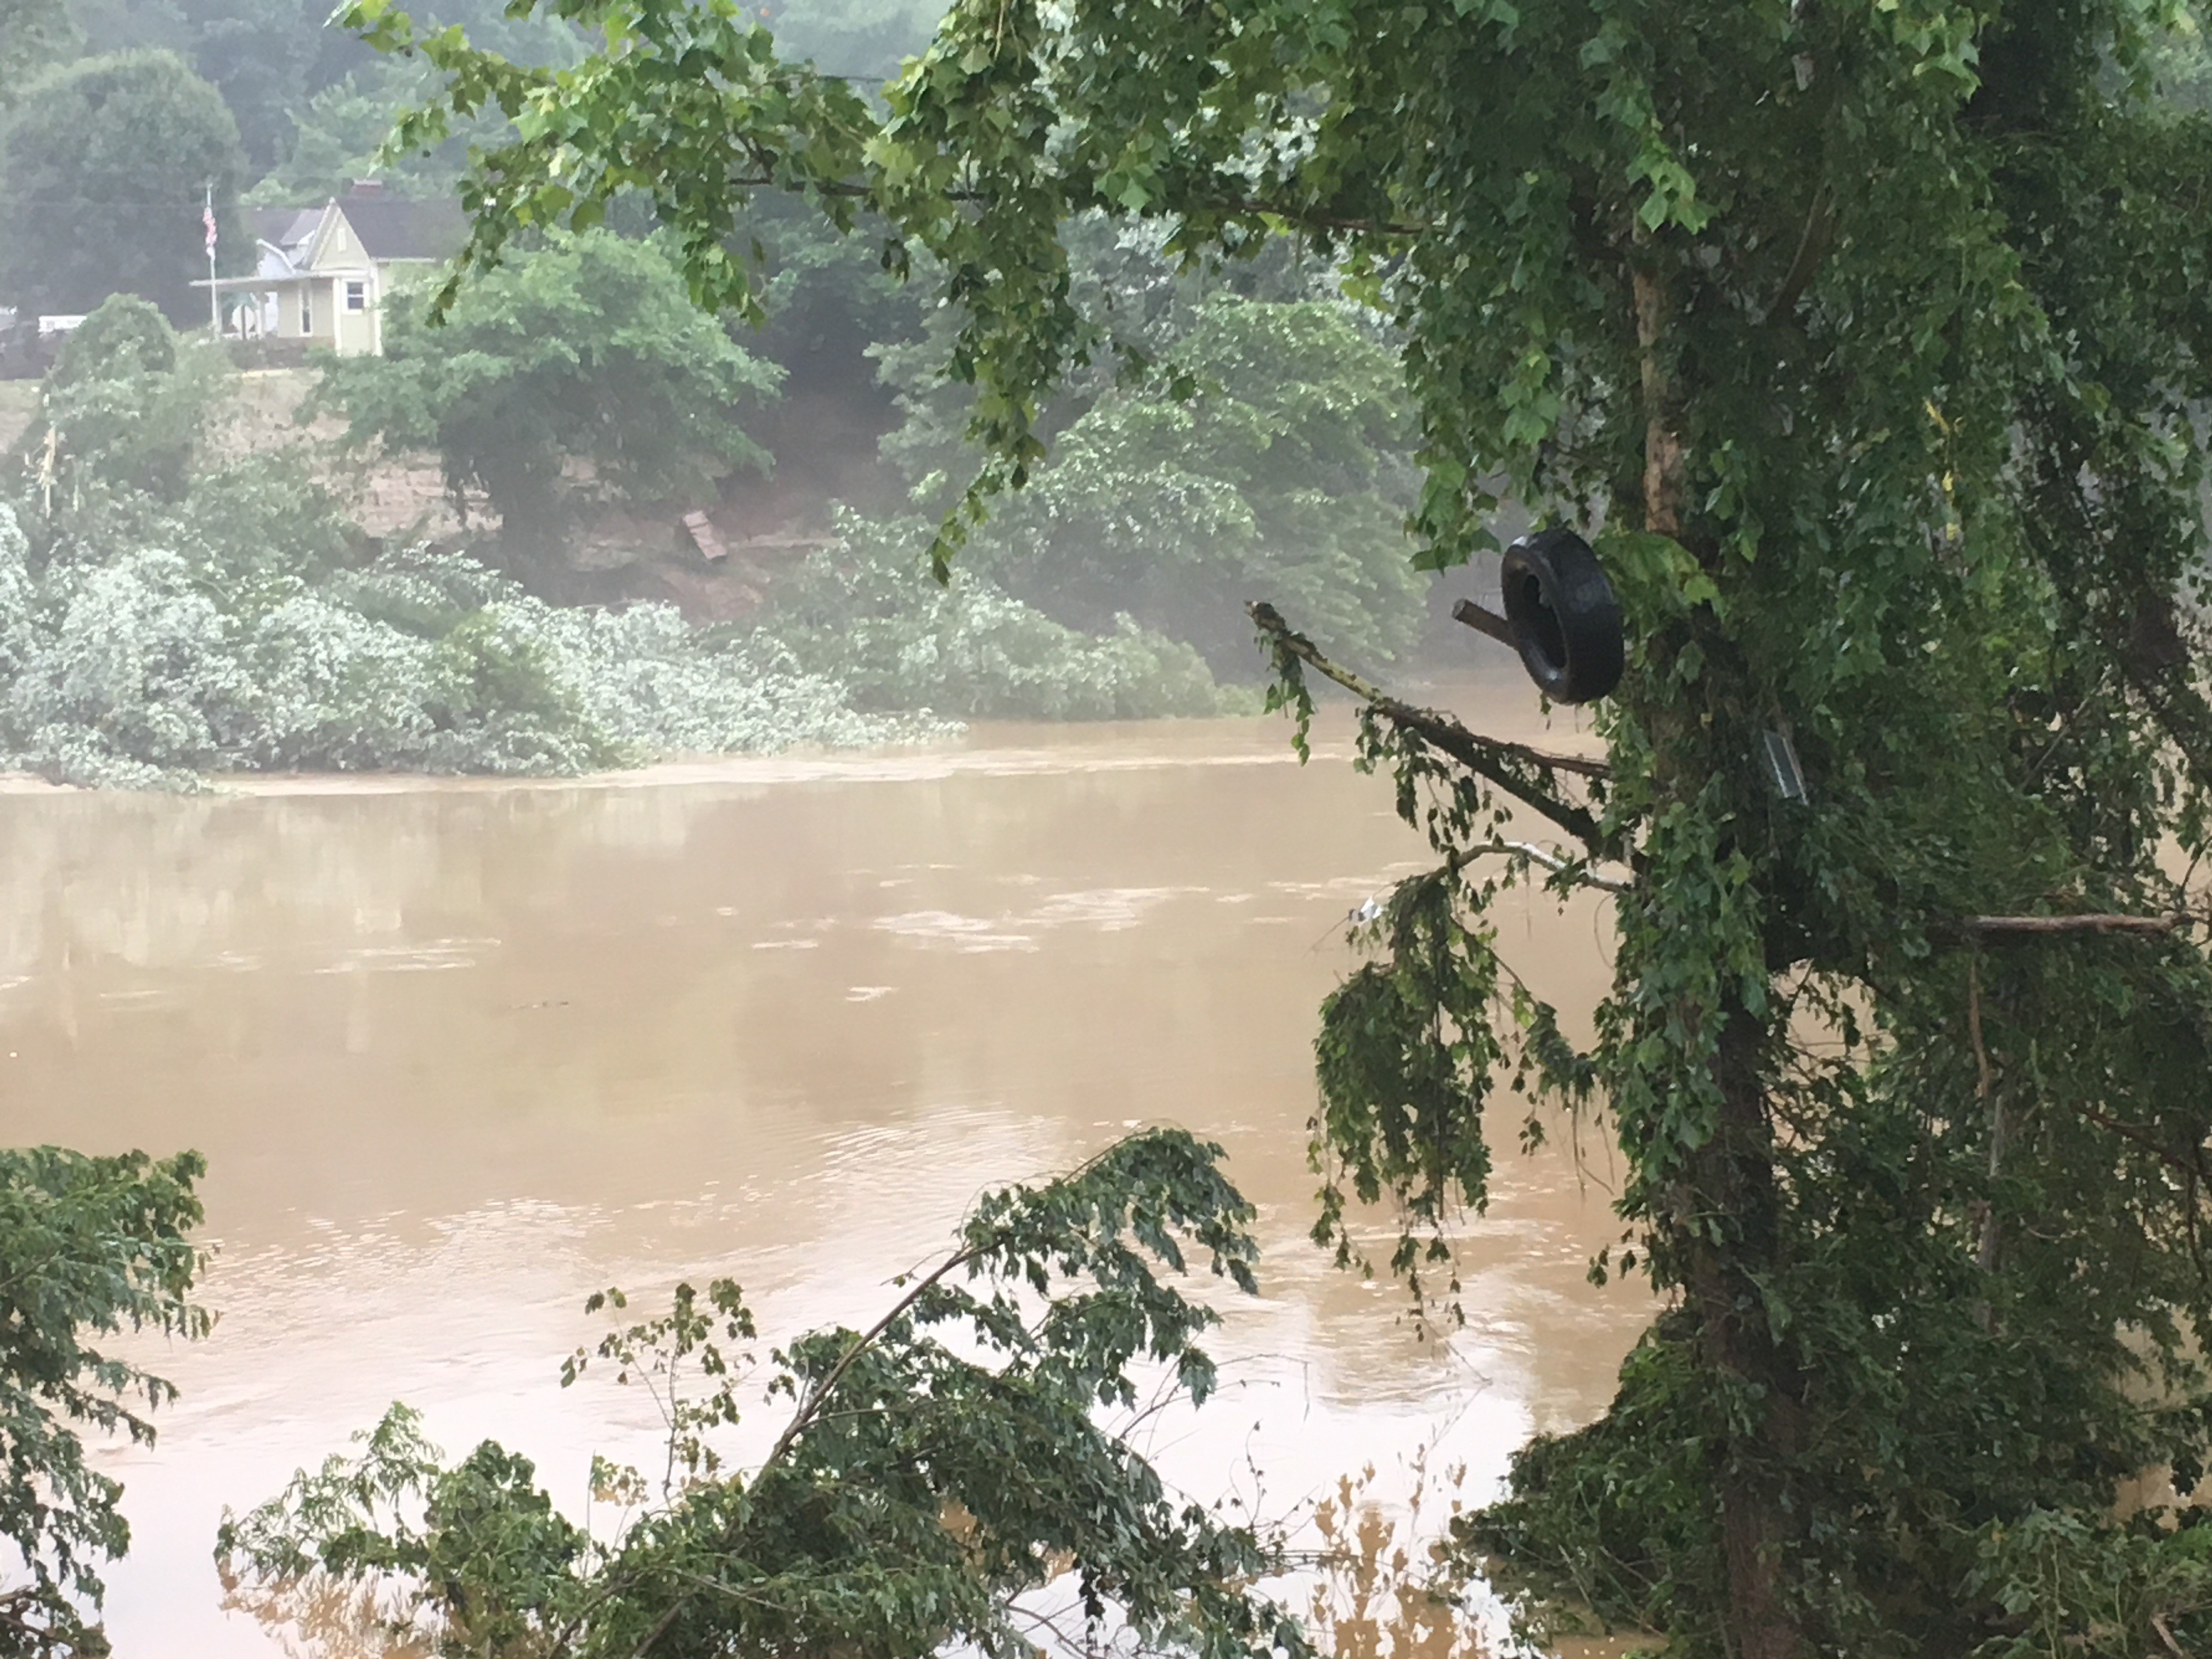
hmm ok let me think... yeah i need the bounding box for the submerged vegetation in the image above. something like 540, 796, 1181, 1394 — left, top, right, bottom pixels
0, 218, 1434, 783
766, 510, 1244, 720
0, 508, 945, 787
1, 253, 1406, 785
0, 298, 942, 786
217, 1130, 1304, 1659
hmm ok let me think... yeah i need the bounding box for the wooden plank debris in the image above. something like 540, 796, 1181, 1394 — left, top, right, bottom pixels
682, 510, 728, 561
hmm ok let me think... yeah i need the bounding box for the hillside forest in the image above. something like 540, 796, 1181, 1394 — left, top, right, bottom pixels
0, 0, 1491, 787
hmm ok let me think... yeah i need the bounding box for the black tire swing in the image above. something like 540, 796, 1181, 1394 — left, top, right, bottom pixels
1454, 528, 1624, 704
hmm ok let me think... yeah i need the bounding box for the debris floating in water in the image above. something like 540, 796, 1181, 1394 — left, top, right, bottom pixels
1310, 894, 1387, 952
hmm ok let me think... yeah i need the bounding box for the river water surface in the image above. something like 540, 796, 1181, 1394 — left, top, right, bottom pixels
1, 678, 1650, 1656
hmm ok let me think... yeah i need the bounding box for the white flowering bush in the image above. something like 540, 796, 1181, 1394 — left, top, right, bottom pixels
0, 511, 949, 789
0, 285, 1249, 791
6, 546, 242, 787
526, 600, 932, 754
760, 510, 1243, 720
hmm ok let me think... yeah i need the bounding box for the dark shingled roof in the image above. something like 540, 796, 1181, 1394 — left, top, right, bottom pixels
247, 206, 321, 254
335, 196, 469, 261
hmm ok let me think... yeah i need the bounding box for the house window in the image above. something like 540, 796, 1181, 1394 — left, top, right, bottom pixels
345, 280, 366, 312
300, 289, 313, 333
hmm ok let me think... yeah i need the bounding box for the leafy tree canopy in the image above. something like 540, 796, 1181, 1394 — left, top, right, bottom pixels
242, 57, 495, 204
0, 329, 931, 788
0, 1146, 207, 1656
758, 507, 1245, 719
168, 0, 323, 168
61, 0, 587, 172
976, 296, 1426, 673
314, 229, 781, 573
348, 0, 2212, 1654
7, 294, 227, 517
0, 49, 244, 324
865, 225, 1420, 673
0, 0, 79, 100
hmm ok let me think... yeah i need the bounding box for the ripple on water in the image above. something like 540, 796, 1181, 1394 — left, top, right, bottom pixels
872, 910, 1040, 952
4, 688, 1644, 1658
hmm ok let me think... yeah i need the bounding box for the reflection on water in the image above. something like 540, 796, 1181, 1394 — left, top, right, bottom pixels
0, 685, 1649, 1657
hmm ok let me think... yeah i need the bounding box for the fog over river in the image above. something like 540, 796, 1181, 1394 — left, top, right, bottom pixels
0, 673, 1651, 1656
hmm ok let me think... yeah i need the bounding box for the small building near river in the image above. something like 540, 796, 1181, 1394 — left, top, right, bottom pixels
196, 184, 466, 357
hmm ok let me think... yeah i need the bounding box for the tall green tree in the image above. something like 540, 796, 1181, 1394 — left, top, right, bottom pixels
243, 57, 509, 202
61, 0, 588, 176
0, 50, 244, 324
0, 0, 78, 101
979, 297, 1426, 672
7, 294, 226, 528
336, 0, 2212, 1654
169, 0, 320, 168
315, 229, 780, 575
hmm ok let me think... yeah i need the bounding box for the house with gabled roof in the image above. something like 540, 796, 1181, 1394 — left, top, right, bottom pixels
199, 184, 467, 357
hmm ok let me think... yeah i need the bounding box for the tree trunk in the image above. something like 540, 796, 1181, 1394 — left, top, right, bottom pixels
1679, 1010, 1804, 1659
1636, 258, 1804, 1659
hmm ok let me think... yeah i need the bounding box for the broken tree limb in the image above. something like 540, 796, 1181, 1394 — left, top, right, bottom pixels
1250, 603, 1607, 778
1962, 913, 2190, 937
1451, 596, 1518, 648
1248, 600, 1618, 860
1762, 186, 1836, 325
1464, 839, 1635, 894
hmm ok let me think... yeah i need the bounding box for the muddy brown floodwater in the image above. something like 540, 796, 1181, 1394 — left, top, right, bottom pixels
0, 673, 1653, 1657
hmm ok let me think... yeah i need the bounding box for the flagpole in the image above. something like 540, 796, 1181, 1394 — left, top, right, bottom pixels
205, 181, 218, 336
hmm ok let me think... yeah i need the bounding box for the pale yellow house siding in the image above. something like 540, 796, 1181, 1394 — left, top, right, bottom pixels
270, 275, 332, 342
333, 274, 377, 354
308, 213, 379, 355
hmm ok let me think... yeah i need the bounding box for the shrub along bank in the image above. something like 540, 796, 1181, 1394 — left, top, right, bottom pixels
0, 292, 1260, 787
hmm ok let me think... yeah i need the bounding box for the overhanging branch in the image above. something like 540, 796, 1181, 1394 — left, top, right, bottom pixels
1464, 839, 1635, 894
1962, 913, 2191, 937
758, 1242, 979, 1474
1248, 600, 1617, 860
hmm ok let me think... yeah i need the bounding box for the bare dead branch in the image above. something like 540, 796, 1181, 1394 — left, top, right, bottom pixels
1962, 913, 2189, 936
1465, 839, 1635, 894
628, 1595, 693, 1659
1199, 195, 1428, 238
1451, 596, 1517, 648
1249, 600, 1617, 860
1762, 187, 1835, 325
2077, 1105, 2207, 1179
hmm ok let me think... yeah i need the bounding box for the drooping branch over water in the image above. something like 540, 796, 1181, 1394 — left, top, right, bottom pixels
216, 1130, 1307, 1659
1246, 599, 1618, 864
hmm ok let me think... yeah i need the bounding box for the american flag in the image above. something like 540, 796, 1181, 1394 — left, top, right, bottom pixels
203, 199, 217, 256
